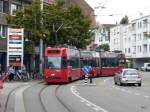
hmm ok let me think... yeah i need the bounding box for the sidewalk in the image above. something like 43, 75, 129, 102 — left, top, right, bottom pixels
0, 81, 42, 112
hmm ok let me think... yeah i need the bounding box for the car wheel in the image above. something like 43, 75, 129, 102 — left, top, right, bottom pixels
120, 82, 123, 86
138, 83, 141, 86
118, 81, 123, 86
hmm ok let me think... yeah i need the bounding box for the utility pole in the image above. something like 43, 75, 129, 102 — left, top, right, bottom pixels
53, 23, 63, 45
39, 0, 43, 75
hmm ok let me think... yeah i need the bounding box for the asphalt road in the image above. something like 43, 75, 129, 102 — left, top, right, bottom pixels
1, 71, 150, 112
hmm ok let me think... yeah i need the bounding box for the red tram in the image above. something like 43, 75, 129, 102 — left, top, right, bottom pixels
43, 47, 126, 83
44, 47, 80, 83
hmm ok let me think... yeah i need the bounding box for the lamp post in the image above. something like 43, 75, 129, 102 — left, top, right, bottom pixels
39, 0, 43, 75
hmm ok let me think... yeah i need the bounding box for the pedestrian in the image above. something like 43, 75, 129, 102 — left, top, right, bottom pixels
89, 65, 93, 83
8, 65, 15, 81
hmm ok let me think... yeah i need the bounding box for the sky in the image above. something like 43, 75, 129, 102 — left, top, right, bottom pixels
85, 0, 150, 24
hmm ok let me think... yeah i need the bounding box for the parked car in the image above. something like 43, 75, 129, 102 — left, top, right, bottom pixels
141, 63, 150, 71
114, 68, 142, 86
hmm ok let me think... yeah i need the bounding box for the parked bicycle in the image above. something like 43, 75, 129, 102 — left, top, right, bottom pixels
13, 70, 30, 82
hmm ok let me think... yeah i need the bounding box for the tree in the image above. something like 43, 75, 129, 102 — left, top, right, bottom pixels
7, 0, 43, 53
43, 3, 93, 48
7, 0, 93, 49
96, 44, 110, 51
120, 15, 129, 24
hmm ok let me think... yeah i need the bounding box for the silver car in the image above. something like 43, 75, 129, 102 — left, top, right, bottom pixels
114, 68, 142, 86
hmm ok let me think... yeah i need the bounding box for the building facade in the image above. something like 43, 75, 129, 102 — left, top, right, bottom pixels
89, 24, 115, 50
110, 15, 150, 69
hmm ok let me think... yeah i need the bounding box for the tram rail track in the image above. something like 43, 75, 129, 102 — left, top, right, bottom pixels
3, 85, 25, 112
55, 85, 74, 112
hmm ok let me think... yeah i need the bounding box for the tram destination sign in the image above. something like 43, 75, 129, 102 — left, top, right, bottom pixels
7, 28, 24, 67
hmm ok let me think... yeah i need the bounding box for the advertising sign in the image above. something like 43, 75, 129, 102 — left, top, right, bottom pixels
7, 28, 24, 67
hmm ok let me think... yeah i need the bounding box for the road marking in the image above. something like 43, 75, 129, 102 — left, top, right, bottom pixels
71, 86, 108, 112
14, 85, 31, 112
93, 107, 101, 111
134, 93, 140, 96
143, 95, 149, 98
81, 100, 85, 102
86, 103, 92, 106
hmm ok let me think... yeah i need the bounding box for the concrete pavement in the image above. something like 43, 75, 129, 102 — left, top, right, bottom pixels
0, 81, 42, 112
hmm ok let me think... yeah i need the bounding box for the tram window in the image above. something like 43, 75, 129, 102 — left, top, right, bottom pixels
96, 59, 99, 67
80, 60, 88, 67
70, 58, 79, 68
91, 59, 97, 67
62, 57, 67, 68
101, 59, 106, 67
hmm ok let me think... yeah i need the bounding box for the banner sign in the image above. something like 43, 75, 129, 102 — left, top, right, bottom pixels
7, 28, 24, 67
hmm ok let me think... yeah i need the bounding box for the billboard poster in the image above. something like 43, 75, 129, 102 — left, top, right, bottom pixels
7, 28, 24, 67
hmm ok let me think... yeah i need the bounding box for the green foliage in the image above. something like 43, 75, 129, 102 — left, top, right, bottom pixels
120, 15, 129, 24
24, 41, 34, 54
7, 0, 43, 44
96, 44, 110, 51
7, 0, 92, 49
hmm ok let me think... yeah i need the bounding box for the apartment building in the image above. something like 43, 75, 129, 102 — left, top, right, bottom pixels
110, 15, 150, 68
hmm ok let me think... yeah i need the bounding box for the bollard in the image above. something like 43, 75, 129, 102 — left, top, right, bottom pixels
84, 74, 89, 83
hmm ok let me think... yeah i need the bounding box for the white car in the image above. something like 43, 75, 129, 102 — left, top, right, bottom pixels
141, 63, 150, 71
114, 68, 142, 86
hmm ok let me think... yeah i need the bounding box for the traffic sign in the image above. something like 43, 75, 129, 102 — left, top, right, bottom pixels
82, 65, 91, 74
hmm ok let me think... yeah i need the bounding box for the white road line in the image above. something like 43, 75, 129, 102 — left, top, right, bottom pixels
81, 100, 85, 102
93, 107, 101, 111
134, 93, 140, 96
114, 86, 150, 99
143, 95, 150, 98
14, 85, 31, 112
86, 103, 92, 106
71, 86, 108, 112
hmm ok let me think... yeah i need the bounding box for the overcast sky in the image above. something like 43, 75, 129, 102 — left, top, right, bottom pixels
85, 0, 150, 24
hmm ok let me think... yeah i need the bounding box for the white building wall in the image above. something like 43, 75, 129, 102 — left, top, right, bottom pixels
110, 15, 150, 68
131, 15, 150, 58
110, 25, 126, 52
94, 25, 110, 46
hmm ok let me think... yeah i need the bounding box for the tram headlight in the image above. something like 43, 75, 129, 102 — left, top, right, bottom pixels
51, 73, 55, 76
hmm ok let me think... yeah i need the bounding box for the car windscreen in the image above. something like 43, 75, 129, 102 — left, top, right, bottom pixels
124, 70, 139, 75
